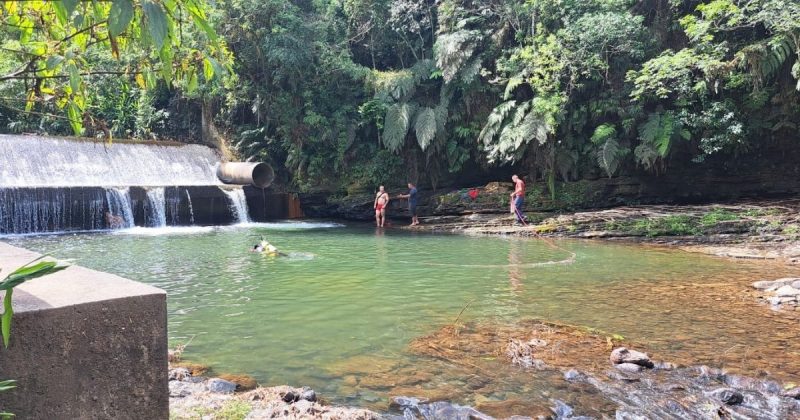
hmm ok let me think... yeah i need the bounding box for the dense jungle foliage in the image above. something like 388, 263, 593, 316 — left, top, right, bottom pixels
0, 0, 798, 193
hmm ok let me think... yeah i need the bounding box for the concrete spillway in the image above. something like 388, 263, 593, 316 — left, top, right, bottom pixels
0, 135, 294, 235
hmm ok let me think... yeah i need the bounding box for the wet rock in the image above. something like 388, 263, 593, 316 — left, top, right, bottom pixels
282, 390, 299, 403
342, 375, 358, 387
775, 285, 800, 297
563, 369, 585, 382
793, 280, 800, 290
207, 378, 237, 394
654, 361, 677, 370
784, 387, 800, 399
550, 400, 592, 420
168, 367, 191, 381
300, 387, 317, 402
610, 347, 654, 368
615, 363, 644, 373
710, 388, 744, 405
169, 381, 204, 398
768, 296, 797, 306
391, 396, 493, 420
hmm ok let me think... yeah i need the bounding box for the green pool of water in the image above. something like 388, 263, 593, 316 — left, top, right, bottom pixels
7, 222, 800, 413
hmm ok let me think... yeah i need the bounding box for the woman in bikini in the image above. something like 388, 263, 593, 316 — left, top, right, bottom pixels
374, 185, 389, 227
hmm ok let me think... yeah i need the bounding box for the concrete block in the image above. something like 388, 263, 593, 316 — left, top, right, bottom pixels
0, 242, 168, 419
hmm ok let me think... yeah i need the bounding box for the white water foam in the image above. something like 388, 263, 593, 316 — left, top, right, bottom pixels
146, 187, 167, 227
113, 226, 214, 236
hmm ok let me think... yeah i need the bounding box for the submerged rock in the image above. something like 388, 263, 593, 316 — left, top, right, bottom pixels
709, 388, 744, 405
390, 396, 493, 420
610, 347, 654, 368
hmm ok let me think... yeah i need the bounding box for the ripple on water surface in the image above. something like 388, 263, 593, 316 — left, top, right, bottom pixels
7, 224, 800, 415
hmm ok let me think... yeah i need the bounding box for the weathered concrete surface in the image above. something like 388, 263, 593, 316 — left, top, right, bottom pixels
0, 242, 168, 419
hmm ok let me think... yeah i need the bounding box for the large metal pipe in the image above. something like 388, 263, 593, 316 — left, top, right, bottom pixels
217, 162, 275, 188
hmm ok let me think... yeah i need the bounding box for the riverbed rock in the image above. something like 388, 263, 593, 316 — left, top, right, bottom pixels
784, 387, 800, 399
300, 387, 317, 402
615, 363, 644, 373
168, 367, 191, 381
169, 380, 204, 398
768, 296, 797, 306
563, 369, 585, 382
610, 347, 654, 368
753, 278, 800, 290
775, 285, 800, 297
710, 388, 744, 405
207, 378, 237, 394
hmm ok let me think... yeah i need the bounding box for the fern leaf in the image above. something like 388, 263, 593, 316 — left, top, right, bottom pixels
504, 76, 524, 100
414, 107, 437, 151
596, 138, 627, 178
478, 101, 516, 146
382, 103, 414, 152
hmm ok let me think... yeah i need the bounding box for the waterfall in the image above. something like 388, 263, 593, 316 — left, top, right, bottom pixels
146, 188, 167, 227
185, 190, 195, 225
105, 188, 134, 229
222, 188, 251, 224
0, 134, 222, 187
0, 188, 105, 234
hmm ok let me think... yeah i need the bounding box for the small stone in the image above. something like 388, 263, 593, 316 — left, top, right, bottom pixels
282, 390, 299, 403
168, 367, 191, 381
563, 369, 585, 382
753, 278, 798, 290
710, 388, 744, 405
294, 399, 314, 414
610, 347, 654, 368
775, 285, 800, 297
768, 296, 796, 306
206, 378, 237, 394
615, 363, 644, 373
792, 280, 800, 290
300, 387, 316, 402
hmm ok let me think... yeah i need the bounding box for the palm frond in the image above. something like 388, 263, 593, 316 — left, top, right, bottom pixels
382, 102, 415, 152
414, 107, 437, 151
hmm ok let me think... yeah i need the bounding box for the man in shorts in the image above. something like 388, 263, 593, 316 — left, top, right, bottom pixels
397, 182, 420, 226
510, 174, 526, 224
374, 185, 389, 227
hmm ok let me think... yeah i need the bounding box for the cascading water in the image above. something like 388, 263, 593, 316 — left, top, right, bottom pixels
0, 135, 222, 187
105, 188, 135, 229
222, 188, 251, 224
0, 135, 284, 235
185, 190, 195, 225
145, 188, 167, 227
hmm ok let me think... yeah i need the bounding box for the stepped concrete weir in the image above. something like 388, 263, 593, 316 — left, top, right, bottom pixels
0, 242, 167, 418
0, 135, 299, 235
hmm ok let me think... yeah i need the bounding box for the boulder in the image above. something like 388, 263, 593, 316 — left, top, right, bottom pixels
615, 363, 644, 373
610, 347, 654, 368
775, 285, 800, 297
300, 387, 317, 402
709, 388, 744, 405
206, 378, 237, 394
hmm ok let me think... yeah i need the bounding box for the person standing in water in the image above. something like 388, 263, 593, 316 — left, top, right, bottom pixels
510, 174, 526, 224
397, 182, 420, 226
374, 185, 390, 227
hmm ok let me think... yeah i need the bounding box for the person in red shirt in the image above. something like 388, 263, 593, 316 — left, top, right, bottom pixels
510, 175, 526, 224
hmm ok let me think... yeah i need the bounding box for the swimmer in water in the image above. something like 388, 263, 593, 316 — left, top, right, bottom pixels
252, 237, 284, 256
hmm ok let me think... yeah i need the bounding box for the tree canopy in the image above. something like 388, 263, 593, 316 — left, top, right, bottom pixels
0, 0, 798, 192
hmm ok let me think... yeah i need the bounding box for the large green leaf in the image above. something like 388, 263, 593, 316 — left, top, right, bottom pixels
2, 291, 13, 348
382, 103, 414, 152
108, 0, 135, 37
414, 107, 437, 151
143, 1, 169, 50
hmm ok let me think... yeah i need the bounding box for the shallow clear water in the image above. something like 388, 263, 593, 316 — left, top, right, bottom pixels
7, 223, 800, 414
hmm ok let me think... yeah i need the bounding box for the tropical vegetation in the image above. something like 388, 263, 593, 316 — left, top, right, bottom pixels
0, 0, 797, 193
